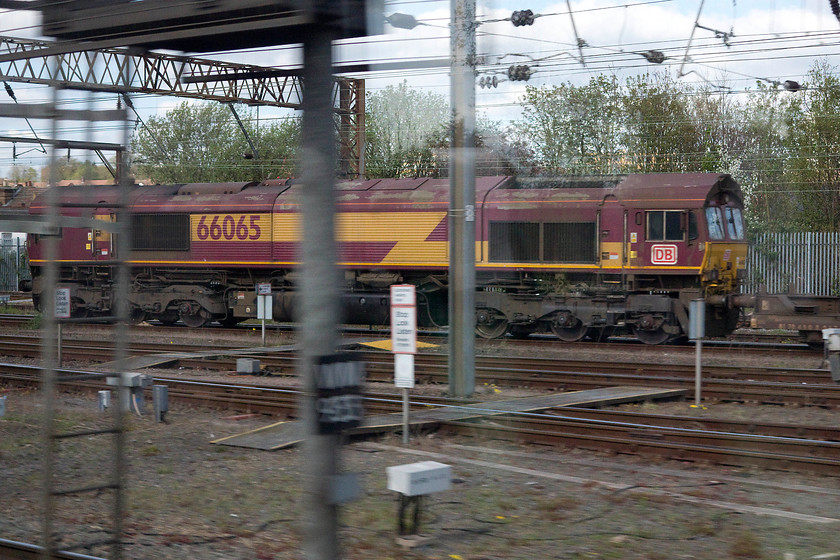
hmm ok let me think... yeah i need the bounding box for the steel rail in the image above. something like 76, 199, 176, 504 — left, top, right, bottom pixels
3, 362, 840, 475
441, 415, 840, 476
0, 538, 106, 560
0, 335, 835, 405
0, 331, 828, 383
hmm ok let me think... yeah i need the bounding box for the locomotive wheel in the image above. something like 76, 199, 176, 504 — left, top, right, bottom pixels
632, 313, 672, 345
550, 312, 588, 342
475, 308, 509, 339
178, 303, 210, 328
633, 326, 671, 345
128, 308, 147, 325
551, 322, 588, 342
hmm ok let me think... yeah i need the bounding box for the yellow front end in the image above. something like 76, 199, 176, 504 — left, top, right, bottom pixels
700, 242, 748, 295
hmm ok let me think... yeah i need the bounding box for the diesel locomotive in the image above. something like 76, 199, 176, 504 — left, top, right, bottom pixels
26, 173, 748, 344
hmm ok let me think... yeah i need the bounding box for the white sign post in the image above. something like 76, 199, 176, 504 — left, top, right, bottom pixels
391, 285, 416, 444
256, 283, 272, 346
55, 288, 71, 366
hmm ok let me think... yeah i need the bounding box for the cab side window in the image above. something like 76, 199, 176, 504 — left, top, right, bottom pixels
647, 210, 684, 242
688, 211, 699, 240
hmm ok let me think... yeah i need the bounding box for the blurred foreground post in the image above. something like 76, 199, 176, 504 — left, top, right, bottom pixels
299, 26, 343, 560
449, 0, 477, 398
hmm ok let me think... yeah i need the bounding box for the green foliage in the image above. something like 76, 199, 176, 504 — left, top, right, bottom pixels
39, 158, 114, 183
131, 101, 300, 183
518, 75, 623, 174
780, 60, 840, 231
126, 64, 840, 233
364, 80, 448, 178
622, 72, 703, 172
514, 62, 840, 232
9, 164, 38, 183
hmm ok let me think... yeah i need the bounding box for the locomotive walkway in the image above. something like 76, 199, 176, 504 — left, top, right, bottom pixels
212, 386, 686, 450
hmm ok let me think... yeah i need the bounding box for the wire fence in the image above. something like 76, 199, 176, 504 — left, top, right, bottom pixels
0, 236, 27, 292
744, 232, 840, 297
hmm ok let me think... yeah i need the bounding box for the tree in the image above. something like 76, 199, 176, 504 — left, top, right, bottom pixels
9, 164, 37, 184
734, 82, 797, 234
517, 75, 623, 174
622, 72, 703, 173
130, 101, 300, 183
364, 81, 448, 178
249, 116, 301, 180
781, 60, 840, 231
475, 118, 537, 177
39, 158, 113, 182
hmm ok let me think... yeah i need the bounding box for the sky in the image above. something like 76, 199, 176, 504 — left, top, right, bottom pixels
1, 0, 839, 179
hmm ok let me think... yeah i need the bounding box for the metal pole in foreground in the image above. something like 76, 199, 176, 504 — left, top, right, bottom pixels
299, 26, 342, 560
402, 387, 410, 445
689, 299, 705, 407
695, 337, 703, 406
448, 0, 477, 398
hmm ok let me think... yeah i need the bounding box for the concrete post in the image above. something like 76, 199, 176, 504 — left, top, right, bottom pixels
448, 0, 477, 398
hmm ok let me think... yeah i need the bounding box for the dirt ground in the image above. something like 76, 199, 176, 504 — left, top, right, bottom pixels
2, 323, 840, 559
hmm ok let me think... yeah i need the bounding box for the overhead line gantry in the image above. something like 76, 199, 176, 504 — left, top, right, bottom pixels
0, 35, 365, 176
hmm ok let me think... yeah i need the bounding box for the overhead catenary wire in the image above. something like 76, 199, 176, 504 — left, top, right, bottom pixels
2, 2, 840, 176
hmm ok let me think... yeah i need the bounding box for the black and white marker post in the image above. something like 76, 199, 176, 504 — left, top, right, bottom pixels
54, 287, 71, 366
391, 285, 417, 444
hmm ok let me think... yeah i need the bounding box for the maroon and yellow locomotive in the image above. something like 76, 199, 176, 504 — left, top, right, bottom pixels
27, 173, 748, 343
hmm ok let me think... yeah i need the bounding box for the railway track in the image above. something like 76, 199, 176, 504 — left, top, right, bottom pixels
0, 333, 834, 404
0, 538, 105, 560
0, 312, 822, 357
3, 358, 840, 477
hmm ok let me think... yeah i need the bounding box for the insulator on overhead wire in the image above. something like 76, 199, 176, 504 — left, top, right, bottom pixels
4, 82, 16, 101
507, 65, 532, 81
386, 13, 420, 30
641, 50, 665, 64
479, 76, 499, 89
783, 80, 802, 92
511, 9, 535, 26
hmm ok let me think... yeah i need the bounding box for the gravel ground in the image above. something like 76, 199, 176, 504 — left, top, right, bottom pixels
2, 322, 840, 559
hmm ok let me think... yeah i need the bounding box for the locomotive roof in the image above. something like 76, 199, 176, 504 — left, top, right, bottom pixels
614, 173, 742, 208
28, 173, 742, 212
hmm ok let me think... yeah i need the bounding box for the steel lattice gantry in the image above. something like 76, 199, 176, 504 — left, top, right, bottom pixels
0, 35, 365, 175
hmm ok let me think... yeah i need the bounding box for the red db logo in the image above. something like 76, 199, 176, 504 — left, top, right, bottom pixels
651, 244, 678, 265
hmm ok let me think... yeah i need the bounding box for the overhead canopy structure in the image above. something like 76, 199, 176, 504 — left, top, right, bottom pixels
40, 0, 384, 52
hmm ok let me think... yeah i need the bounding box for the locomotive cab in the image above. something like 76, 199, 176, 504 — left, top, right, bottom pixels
699, 193, 747, 295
